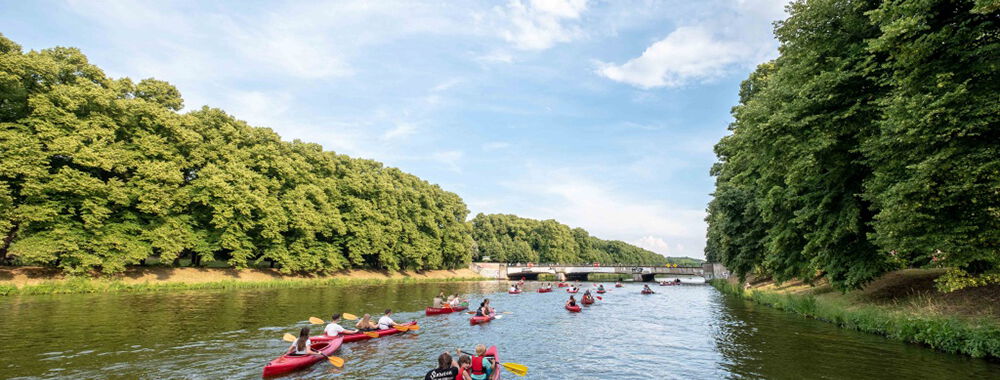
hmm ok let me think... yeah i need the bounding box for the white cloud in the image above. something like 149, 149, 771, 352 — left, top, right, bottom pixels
382, 122, 418, 140
495, 0, 589, 50
632, 235, 671, 255
597, 0, 788, 88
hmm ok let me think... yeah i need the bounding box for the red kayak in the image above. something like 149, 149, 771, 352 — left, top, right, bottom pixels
596, 290, 606, 294
508, 290, 522, 294
641, 290, 655, 295
262, 336, 342, 377
565, 304, 581, 312
485, 345, 501, 380
566, 289, 579, 293
557, 283, 568, 287
537, 288, 553, 293
581, 297, 594, 305
426, 305, 468, 315
470, 313, 496, 325
615, 284, 623, 288
312, 321, 417, 343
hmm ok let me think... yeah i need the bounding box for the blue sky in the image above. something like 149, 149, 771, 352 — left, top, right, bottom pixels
2, 0, 788, 259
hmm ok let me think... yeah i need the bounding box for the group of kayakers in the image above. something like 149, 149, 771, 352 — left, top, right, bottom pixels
425, 345, 499, 380
284, 310, 403, 356
433, 292, 466, 308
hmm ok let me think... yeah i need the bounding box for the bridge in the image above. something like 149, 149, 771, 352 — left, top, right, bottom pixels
470, 262, 729, 282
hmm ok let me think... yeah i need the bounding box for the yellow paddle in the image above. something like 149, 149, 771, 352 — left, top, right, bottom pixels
459, 350, 527, 377
393, 324, 421, 331
501, 362, 528, 376
309, 313, 359, 325
280, 334, 346, 367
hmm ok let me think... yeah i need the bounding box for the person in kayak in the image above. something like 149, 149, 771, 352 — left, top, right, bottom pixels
597, 284, 605, 292
433, 292, 446, 308
643, 284, 654, 293
286, 327, 316, 356
582, 290, 595, 303
460, 345, 497, 380
324, 313, 358, 337
424, 352, 459, 380
456, 354, 473, 380
377, 309, 402, 330
450, 294, 463, 307
566, 295, 578, 307
355, 313, 378, 331
508, 284, 518, 292
475, 299, 494, 317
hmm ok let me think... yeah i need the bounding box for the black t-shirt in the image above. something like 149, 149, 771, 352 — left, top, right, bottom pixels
424, 367, 459, 380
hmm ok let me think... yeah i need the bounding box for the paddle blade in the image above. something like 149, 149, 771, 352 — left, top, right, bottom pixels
408, 324, 420, 331
282, 333, 296, 342
342, 313, 358, 321
394, 325, 409, 332
502, 362, 528, 376
503, 311, 514, 314
597, 296, 603, 300
364, 331, 380, 338
494, 315, 504, 319
309, 317, 325, 325
326, 355, 345, 368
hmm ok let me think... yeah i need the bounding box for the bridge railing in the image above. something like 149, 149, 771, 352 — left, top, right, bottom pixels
501, 262, 703, 269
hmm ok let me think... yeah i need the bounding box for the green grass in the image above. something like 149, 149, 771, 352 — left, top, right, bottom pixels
710, 279, 1000, 358
2, 276, 489, 296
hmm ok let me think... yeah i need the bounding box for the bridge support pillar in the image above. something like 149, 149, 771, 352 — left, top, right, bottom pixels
632, 273, 656, 282
555, 272, 566, 282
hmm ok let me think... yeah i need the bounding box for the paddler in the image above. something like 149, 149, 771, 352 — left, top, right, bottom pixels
355, 313, 378, 331
460, 344, 498, 380
423, 352, 459, 380
377, 309, 402, 330
287, 327, 316, 356
583, 290, 594, 303
433, 292, 446, 308
597, 284, 605, 292
324, 313, 358, 337
566, 295, 578, 308
475, 299, 494, 317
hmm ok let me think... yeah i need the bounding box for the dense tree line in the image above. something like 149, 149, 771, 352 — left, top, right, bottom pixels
0, 35, 473, 274
470, 213, 688, 266
705, 0, 998, 291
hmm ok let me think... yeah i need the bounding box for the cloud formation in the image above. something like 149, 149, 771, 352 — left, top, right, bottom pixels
597, 0, 787, 88
495, 0, 589, 50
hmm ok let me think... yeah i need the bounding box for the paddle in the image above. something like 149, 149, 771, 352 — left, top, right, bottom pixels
280, 334, 346, 367
309, 313, 359, 325
393, 324, 421, 331
459, 351, 527, 377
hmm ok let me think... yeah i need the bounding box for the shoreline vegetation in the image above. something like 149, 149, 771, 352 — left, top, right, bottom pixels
0, 266, 488, 296
710, 269, 1000, 359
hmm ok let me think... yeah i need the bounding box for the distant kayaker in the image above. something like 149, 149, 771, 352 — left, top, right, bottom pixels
675, 278, 682, 284
450, 294, 463, 307
597, 284, 605, 292
287, 327, 316, 356
508, 284, 518, 292
433, 292, 445, 308
355, 313, 378, 331
566, 295, 577, 307
423, 352, 459, 380
324, 313, 358, 337
377, 309, 402, 330
643, 284, 654, 293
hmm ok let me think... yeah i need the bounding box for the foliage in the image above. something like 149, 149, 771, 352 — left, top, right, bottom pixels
705, 0, 999, 291
470, 213, 675, 265
0, 34, 473, 274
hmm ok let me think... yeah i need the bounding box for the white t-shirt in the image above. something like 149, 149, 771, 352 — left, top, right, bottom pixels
324, 323, 346, 336
377, 315, 395, 330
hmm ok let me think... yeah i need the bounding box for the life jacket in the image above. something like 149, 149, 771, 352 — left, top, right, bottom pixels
471, 356, 486, 375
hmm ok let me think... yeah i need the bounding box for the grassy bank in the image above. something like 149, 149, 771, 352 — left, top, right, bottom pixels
710, 270, 1000, 358
0, 266, 489, 296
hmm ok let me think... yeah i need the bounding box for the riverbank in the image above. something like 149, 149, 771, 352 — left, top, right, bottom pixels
0, 266, 489, 296
710, 269, 1000, 358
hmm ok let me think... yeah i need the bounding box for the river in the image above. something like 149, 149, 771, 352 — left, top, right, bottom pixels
1, 281, 998, 379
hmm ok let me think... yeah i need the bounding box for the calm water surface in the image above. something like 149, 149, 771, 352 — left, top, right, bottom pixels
1, 281, 998, 379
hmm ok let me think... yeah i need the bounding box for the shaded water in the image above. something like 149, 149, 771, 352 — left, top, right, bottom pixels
1, 281, 998, 379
